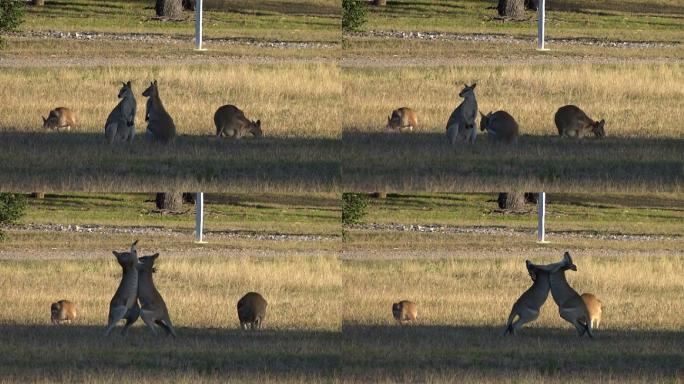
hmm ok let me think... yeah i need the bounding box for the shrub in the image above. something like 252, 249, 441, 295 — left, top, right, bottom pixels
0, 0, 24, 47
342, 0, 367, 32
0, 193, 27, 240
342, 193, 369, 225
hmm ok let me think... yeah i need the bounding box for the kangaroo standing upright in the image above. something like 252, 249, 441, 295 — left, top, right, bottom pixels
137, 253, 176, 337
446, 83, 478, 145
105, 240, 141, 336
532, 252, 593, 338
142, 80, 176, 143
503, 260, 553, 335
104, 81, 137, 144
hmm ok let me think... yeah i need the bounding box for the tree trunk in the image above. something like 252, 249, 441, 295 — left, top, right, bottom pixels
374, 0, 387, 5
182, 193, 196, 204
182, 0, 195, 11
497, 0, 525, 18
155, 0, 183, 19
156, 193, 183, 211
498, 192, 525, 210
524, 193, 539, 204
32, 0, 45, 5
370, 192, 387, 199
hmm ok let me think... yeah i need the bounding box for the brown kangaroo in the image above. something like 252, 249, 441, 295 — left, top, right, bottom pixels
554, 105, 605, 138
479, 110, 519, 144
214, 105, 262, 139
392, 300, 417, 324
386, 107, 418, 132
237, 292, 268, 330
43, 107, 76, 131
51, 300, 77, 325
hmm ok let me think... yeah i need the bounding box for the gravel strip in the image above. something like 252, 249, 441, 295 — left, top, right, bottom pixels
346, 30, 680, 49
7, 223, 338, 242
347, 223, 680, 242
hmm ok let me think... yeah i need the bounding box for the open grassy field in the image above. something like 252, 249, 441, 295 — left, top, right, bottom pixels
1, 0, 339, 61
356, 0, 684, 41
341, 192, 684, 382
0, 63, 341, 191
0, 254, 341, 383
0, 193, 340, 253
342, 63, 684, 192
341, 253, 684, 383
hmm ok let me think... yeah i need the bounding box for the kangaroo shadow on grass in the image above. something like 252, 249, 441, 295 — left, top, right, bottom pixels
342, 323, 684, 380
0, 323, 340, 380
342, 130, 684, 190
0, 131, 340, 191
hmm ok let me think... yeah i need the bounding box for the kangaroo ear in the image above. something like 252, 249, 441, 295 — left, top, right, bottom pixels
471, 83, 477, 89
599, 119, 605, 125
112, 251, 120, 257
479, 111, 485, 118
256, 120, 261, 127
42, 116, 47, 123
153, 80, 157, 85
127, 81, 131, 86
152, 253, 160, 259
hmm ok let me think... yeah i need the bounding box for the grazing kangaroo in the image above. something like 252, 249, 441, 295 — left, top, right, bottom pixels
581, 293, 603, 330
214, 105, 262, 139
237, 292, 268, 330
51, 300, 77, 325
104, 81, 137, 144
105, 240, 141, 336
142, 80, 176, 143
137, 253, 176, 337
392, 300, 417, 325
532, 252, 593, 338
480, 110, 519, 144
503, 260, 551, 335
446, 83, 478, 145
386, 107, 418, 132
43, 107, 76, 131
554, 105, 605, 138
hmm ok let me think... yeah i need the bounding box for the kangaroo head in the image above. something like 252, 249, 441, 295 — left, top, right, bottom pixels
250, 120, 263, 137
118, 81, 133, 99
458, 83, 476, 98
562, 251, 577, 271
479, 111, 492, 132
137, 253, 160, 273
392, 302, 401, 316
592, 119, 605, 138
42, 116, 49, 128
112, 240, 139, 268
142, 80, 157, 98
386, 115, 392, 129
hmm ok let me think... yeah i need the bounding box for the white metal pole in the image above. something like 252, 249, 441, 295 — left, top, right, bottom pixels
537, 192, 548, 243
195, 192, 206, 243
537, 0, 548, 50
194, 0, 206, 50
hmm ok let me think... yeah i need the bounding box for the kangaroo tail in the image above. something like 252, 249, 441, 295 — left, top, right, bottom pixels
157, 318, 177, 338
504, 311, 516, 336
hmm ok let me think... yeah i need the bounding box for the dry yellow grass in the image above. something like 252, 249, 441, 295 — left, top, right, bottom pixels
0, 63, 341, 139
0, 253, 341, 382
343, 63, 683, 138
341, 251, 684, 382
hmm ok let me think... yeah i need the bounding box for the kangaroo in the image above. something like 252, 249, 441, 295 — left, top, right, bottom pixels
503, 260, 551, 335
137, 253, 176, 337
480, 110, 519, 144
532, 252, 593, 338
446, 83, 478, 145
237, 292, 268, 330
142, 80, 176, 143
51, 300, 77, 325
581, 293, 603, 330
214, 105, 262, 139
42, 107, 76, 132
105, 240, 141, 336
392, 300, 417, 325
386, 107, 418, 132
554, 105, 605, 139
104, 81, 137, 144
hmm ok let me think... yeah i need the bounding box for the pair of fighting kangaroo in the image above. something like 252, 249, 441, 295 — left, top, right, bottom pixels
505, 251, 602, 337
104, 240, 176, 337
105, 81, 176, 144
